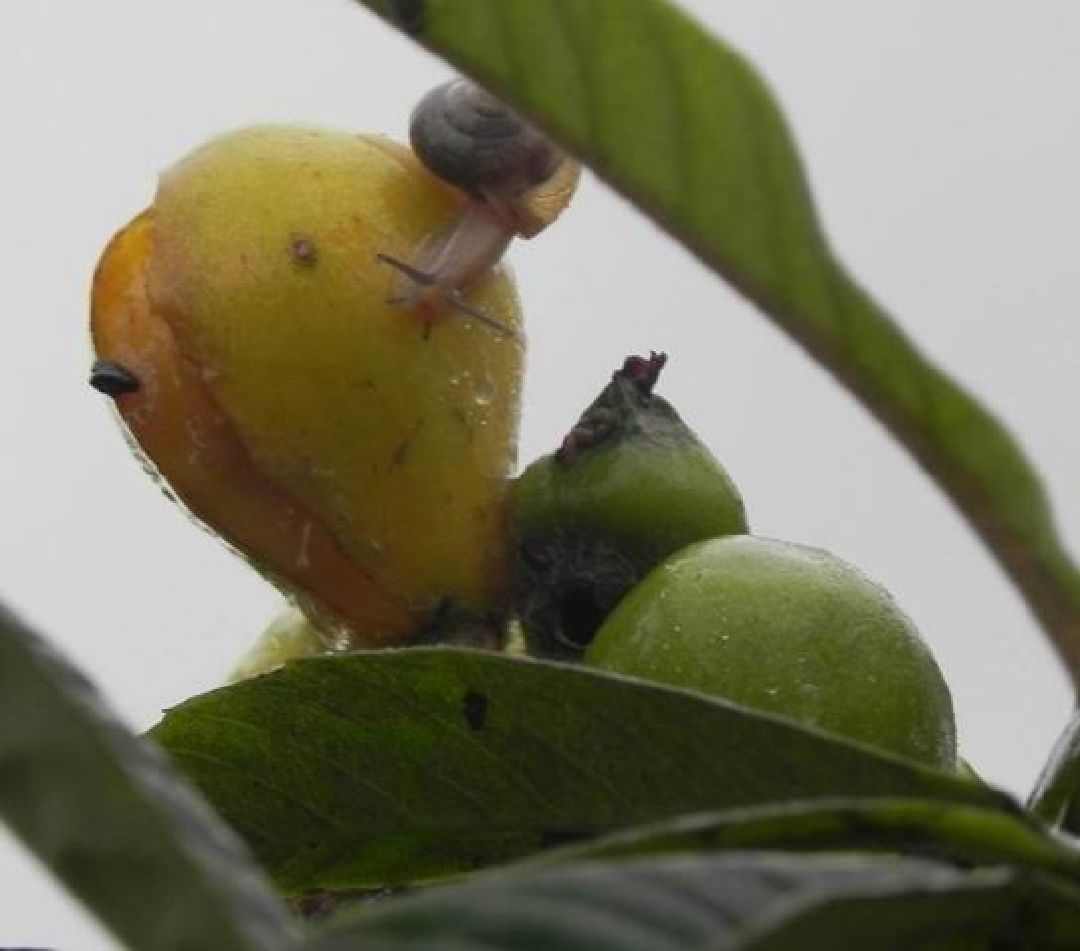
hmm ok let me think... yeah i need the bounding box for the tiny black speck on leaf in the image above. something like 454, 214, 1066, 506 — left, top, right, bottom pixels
462, 689, 489, 731
385, 0, 425, 35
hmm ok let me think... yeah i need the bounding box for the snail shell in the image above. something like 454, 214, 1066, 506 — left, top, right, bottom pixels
410, 79, 565, 202
379, 77, 579, 327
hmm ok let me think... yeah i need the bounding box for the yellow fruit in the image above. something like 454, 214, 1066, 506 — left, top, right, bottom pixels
91, 127, 524, 646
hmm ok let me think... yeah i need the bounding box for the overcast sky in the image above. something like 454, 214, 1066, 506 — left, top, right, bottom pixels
3, 2, 1080, 947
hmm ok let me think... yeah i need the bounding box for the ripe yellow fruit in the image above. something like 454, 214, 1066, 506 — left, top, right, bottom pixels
91, 127, 524, 646
586, 536, 957, 770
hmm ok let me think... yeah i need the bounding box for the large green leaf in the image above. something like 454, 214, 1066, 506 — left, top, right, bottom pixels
0, 603, 299, 951
353, 0, 1080, 680
151, 648, 1007, 893
307, 853, 1080, 950
535, 797, 1080, 884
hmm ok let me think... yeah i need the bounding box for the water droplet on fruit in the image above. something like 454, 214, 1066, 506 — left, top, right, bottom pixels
474, 376, 495, 406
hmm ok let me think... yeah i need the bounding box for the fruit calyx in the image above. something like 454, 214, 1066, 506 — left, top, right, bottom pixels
556, 352, 669, 465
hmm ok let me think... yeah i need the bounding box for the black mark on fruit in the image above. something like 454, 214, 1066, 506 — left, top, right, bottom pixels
89, 359, 140, 396
462, 690, 488, 731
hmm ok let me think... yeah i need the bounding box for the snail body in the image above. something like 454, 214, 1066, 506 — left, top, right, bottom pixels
382, 79, 579, 327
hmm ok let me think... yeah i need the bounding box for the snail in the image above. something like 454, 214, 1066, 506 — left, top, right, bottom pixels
378, 79, 580, 335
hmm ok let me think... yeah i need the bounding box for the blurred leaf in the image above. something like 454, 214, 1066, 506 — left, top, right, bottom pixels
535, 797, 1080, 883
307, 852, 1080, 950
1030, 710, 1080, 828
152, 649, 1008, 893
741, 866, 1080, 950
0, 603, 299, 951
354, 0, 1080, 681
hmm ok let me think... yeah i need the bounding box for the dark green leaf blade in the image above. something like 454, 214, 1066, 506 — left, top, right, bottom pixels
151, 649, 1008, 893
307, 852, 1080, 950
534, 797, 1080, 884
356, 0, 1080, 680
0, 603, 299, 951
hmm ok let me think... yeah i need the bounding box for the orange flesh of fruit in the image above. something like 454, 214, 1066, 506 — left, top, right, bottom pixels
90, 212, 412, 644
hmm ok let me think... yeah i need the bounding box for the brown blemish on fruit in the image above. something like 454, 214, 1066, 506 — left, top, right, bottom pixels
390, 439, 410, 469
290, 233, 318, 267
389, 417, 426, 469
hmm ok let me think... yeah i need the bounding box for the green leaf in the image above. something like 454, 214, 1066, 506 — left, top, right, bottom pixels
534, 798, 1080, 885
1030, 710, 1080, 828
740, 867, 1080, 950
307, 852, 1080, 950
353, 0, 1080, 681
151, 648, 1008, 893
0, 603, 300, 951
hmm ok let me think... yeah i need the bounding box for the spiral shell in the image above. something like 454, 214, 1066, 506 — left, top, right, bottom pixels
410, 79, 563, 197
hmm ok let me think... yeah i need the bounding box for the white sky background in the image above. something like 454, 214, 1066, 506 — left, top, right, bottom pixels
2, 1, 1079, 947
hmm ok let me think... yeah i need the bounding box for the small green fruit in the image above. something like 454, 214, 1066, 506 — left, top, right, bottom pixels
585, 535, 957, 770
511, 354, 748, 660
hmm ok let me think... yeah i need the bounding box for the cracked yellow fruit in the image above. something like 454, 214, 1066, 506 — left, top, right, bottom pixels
90, 126, 523, 647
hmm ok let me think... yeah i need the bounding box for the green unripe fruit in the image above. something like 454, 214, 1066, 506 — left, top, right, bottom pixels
511, 354, 748, 660
586, 536, 957, 770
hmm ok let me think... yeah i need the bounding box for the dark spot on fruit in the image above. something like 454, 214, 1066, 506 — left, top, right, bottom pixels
390, 439, 410, 468
462, 690, 488, 731
390, 417, 425, 468
515, 533, 641, 661
386, 0, 425, 35
89, 358, 140, 396
290, 234, 318, 267
555, 584, 607, 652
